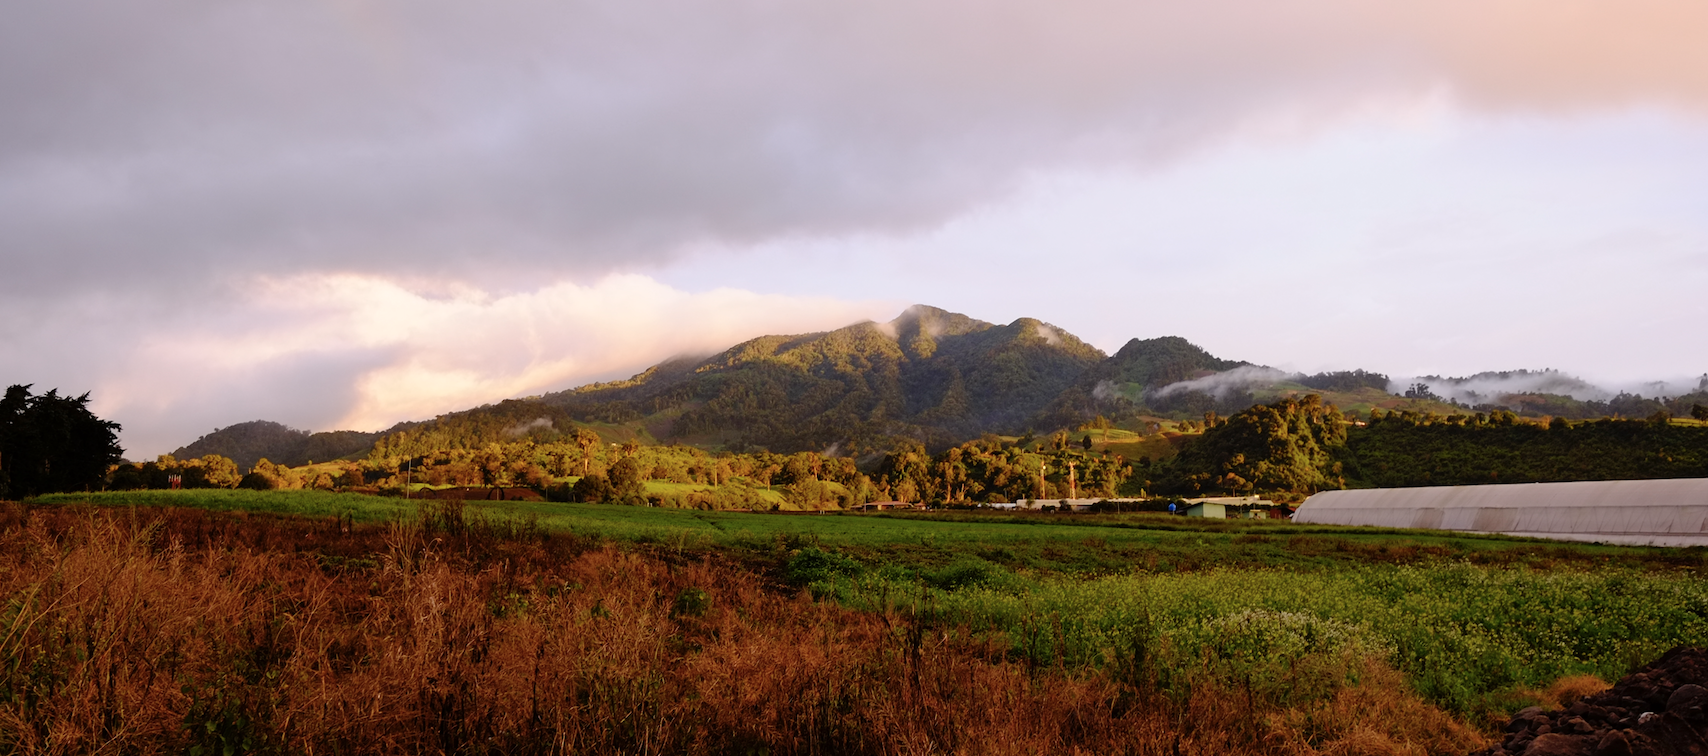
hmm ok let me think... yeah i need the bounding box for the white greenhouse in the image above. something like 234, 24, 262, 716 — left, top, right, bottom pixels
1292, 478, 1708, 547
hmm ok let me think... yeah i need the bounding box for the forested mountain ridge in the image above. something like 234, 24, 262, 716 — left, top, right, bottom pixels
535, 305, 1110, 453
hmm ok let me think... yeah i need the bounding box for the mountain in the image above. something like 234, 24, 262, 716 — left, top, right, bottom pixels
539, 305, 1108, 453
361, 305, 1492, 458
170, 420, 386, 469
179, 305, 1708, 462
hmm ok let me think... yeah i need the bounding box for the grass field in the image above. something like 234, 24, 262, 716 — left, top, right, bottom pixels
33, 488, 1696, 574
13, 489, 1708, 752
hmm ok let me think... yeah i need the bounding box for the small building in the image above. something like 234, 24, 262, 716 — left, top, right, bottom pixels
1185, 502, 1225, 518
1185, 495, 1272, 519
860, 501, 911, 511
1006, 498, 1104, 512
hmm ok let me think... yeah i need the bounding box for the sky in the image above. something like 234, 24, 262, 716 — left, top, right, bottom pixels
4, 0, 1707, 458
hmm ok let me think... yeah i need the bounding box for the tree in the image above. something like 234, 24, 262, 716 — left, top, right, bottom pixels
1403, 383, 1442, 402
573, 429, 601, 476
474, 446, 506, 487
1080, 434, 1093, 451
0, 384, 124, 498
570, 473, 614, 502
1693, 404, 1708, 423
608, 457, 646, 501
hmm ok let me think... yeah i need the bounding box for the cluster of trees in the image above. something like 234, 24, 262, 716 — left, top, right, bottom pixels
1156, 396, 1347, 499
874, 434, 1130, 505
1297, 370, 1391, 393
109, 454, 242, 490
1466, 390, 1708, 422
372, 429, 872, 509
1342, 408, 1708, 487
108, 454, 369, 492
368, 423, 1138, 510
1159, 397, 1708, 498
0, 385, 124, 499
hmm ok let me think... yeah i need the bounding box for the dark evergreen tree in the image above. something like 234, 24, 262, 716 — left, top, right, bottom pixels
0, 384, 124, 498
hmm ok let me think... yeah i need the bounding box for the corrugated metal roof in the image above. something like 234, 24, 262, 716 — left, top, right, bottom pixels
1293, 478, 1708, 547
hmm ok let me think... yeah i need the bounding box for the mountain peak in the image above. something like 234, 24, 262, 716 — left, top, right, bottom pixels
882, 304, 990, 337
878, 305, 994, 360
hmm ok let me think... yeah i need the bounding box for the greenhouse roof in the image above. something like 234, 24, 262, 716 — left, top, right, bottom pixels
1293, 478, 1708, 547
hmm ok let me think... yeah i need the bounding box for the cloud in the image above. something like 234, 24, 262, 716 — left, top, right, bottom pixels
1151, 366, 1292, 401
5, 0, 1707, 302
2, 274, 893, 458
1389, 371, 1708, 406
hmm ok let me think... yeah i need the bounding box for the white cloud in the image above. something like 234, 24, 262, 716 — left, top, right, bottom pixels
36, 275, 894, 458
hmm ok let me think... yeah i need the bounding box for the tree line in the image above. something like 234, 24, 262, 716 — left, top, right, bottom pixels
11, 382, 1708, 509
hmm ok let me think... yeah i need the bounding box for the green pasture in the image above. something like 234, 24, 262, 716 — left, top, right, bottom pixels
27, 488, 1693, 575
30, 489, 413, 521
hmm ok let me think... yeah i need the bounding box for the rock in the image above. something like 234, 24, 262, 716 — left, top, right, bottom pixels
1666, 685, 1708, 719
1526, 732, 1592, 756
1595, 730, 1633, 756
1634, 712, 1708, 755
1563, 717, 1596, 735
1478, 649, 1708, 756
1510, 707, 1548, 731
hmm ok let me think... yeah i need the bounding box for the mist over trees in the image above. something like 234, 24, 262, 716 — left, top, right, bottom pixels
0, 384, 124, 498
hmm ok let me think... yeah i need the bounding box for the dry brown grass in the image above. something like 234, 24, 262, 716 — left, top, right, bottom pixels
1538, 675, 1612, 709
0, 504, 1489, 755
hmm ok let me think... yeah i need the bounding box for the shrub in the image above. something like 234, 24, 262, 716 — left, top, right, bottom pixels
783, 547, 863, 586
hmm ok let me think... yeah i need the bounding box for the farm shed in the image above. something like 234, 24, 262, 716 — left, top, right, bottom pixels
1293, 478, 1708, 547
1186, 502, 1225, 518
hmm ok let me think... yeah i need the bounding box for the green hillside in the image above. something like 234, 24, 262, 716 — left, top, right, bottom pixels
170, 420, 393, 468
535, 305, 1108, 453
372, 307, 1286, 457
